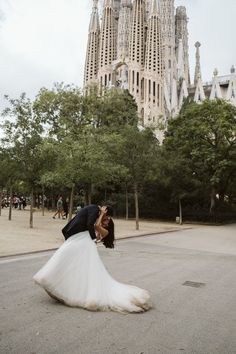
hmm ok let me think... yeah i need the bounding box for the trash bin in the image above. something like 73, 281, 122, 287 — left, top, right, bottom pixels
176, 216, 180, 224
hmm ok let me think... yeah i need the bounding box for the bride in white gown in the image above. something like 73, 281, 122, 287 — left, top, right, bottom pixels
33, 207, 151, 313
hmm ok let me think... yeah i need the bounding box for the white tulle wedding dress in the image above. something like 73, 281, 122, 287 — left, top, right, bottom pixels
33, 231, 150, 313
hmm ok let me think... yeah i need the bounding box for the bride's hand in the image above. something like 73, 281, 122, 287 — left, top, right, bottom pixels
99, 206, 107, 215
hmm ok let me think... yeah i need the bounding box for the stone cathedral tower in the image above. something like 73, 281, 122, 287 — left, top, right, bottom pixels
84, 0, 100, 86
175, 6, 190, 85
84, 0, 191, 127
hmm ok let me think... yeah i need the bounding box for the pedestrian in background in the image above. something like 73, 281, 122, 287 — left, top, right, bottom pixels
52, 196, 63, 219
62, 198, 69, 219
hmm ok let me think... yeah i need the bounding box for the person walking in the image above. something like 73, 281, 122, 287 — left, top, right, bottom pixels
52, 196, 63, 219
62, 198, 69, 219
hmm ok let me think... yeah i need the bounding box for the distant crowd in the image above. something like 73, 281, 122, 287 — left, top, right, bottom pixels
1, 193, 84, 219
1, 195, 27, 210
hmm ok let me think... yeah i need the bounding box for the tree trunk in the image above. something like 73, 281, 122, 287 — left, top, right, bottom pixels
210, 187, 216, 214
134, 182, 139, 230
87, 184, 92, 205
36, 193, 39, 209
179, 198, 183, 225
104, 189, 107, 203
68, 184, 75, 221
84, 184, 94, 206
51, 190, 55, 210
0, 187, 2, 216
125, 186, 129, 220
8, 184, 13, 221
30, 189, 34, 228
42, 185, 45, 216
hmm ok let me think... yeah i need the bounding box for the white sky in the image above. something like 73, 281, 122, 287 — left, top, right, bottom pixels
0, 0, 235, 108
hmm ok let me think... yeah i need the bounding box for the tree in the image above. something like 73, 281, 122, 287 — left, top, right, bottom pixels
0, 147, 19, 218
106, 125, 160, 229
163, 99, 236, 217
83, 86, 139, 130
1, 93, 45, 227
34, 84, 140, 217
33, 83, 87, 139
159, 149, 200, 224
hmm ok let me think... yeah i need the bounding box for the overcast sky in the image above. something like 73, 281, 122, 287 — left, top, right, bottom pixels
0, 0, 235, 108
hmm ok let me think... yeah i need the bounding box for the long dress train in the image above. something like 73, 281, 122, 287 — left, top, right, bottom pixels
33, 231, 151, 313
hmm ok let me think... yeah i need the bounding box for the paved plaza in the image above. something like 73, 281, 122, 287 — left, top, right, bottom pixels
0, 208, 192, 257
0, 208, 236, 354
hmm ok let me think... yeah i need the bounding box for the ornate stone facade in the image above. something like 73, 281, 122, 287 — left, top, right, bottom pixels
84, 0, 236, 132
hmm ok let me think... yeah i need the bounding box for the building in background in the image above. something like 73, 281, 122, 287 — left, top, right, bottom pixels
84, 0, 236, 136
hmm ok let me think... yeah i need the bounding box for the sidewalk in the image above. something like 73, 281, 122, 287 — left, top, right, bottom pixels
0, 208, 195, 257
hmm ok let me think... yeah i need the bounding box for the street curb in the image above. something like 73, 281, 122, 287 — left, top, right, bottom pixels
0, 227, 192, 259
0, 248, 59, 259
117, 227, 192, 241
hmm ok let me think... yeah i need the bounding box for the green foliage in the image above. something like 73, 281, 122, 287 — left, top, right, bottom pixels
32, 84, 141, 199
163, 99, 236, 211
83, 87, 139, 131
1, 94, 45, 188
1, 84, 235, 222
0, 147, 18, 189
34, 83, 88, 140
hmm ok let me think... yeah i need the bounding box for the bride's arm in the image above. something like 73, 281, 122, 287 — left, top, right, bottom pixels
95, 207, 108, 239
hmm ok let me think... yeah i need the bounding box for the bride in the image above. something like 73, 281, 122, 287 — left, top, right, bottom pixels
33, 206, 151, 313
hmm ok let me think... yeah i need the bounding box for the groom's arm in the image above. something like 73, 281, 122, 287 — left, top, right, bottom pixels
87, 206, 99, 240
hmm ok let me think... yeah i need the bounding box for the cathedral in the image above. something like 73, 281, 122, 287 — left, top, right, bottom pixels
84, 0, 236, 132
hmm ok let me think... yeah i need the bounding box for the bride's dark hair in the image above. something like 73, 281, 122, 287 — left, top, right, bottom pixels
102, 218, 115, 249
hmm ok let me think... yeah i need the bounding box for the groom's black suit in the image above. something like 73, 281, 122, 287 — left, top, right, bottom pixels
62, 204, 99, 240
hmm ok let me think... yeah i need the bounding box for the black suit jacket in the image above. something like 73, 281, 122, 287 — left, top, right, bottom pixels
62, 204, 99, 240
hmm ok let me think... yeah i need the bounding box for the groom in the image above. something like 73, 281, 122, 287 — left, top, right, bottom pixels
62, 204, 113, 240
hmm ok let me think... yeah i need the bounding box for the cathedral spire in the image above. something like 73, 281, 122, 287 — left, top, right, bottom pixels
194, 41, 202, 85
117, 0, 132, 59
89, 0, 100, 33
100, 0, 116, 69
175, 6, 190, 85
160, 0, 175, 100
176, 39, 184, 80
84, 0, 100, 87
143, 0, 164, 124
129, 0, 146, 67
226, 65, 236, 104
98, 0, 117, 88
145, 0, 162, 74
194, 44, 205, 103
121, 0, 131, 5
104, 0, 113, 7
151, 0, 160, 15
